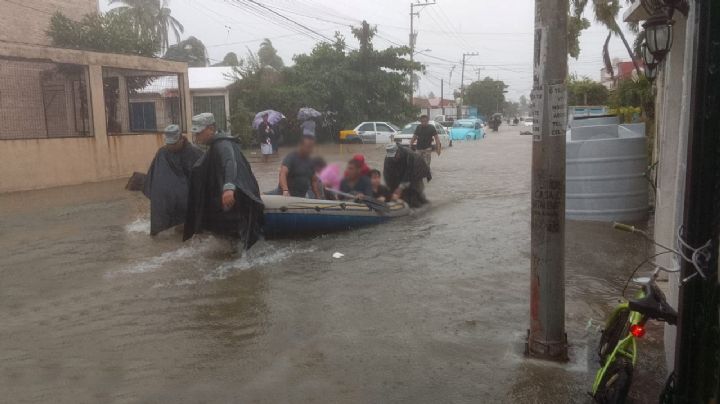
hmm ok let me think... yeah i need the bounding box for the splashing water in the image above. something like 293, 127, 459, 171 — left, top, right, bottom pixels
204, 243, 318, 281
124, 218, 150, 234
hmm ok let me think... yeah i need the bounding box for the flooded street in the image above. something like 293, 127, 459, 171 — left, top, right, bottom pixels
0, 126, 665, 403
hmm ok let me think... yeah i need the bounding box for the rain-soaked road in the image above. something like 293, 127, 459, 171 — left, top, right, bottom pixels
0, 125, 665, 403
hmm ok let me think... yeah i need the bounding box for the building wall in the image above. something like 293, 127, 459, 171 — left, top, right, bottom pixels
0, 42, 191, 193
0, 0, 97, 47
0, 135, 164, 192
652, 10, 696, 372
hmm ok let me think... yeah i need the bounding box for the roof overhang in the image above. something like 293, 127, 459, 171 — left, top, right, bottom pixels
624, 1, 652, 23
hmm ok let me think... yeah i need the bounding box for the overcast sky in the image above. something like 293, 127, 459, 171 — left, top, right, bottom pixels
102, 0, 636, 101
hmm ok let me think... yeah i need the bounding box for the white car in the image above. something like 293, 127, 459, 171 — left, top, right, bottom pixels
340, 121, 400, 144
394, 121, 452, 149
522, 117, 534, 127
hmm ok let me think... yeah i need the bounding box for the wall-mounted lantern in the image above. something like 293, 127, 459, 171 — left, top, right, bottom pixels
641, 43, 659, 82
640, 0, 689, 63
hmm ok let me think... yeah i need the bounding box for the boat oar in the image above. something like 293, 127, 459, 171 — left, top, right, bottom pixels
325, 189, 390, 214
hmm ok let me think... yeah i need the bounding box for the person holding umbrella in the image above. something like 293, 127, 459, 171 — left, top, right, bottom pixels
257, 113, 274, 163
298, 107, 321, 138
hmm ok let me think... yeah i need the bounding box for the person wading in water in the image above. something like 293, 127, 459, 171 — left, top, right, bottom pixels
143, 125, 203, 236
410, 115, 441, 167
184, 113, 264, 249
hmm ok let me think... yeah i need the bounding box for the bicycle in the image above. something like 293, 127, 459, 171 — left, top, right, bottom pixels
590, 223, 710, 404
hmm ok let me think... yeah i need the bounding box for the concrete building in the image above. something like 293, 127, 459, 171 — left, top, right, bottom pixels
600, 58, 645, 89
189, 66, 236, 132
0, 0, 191, 193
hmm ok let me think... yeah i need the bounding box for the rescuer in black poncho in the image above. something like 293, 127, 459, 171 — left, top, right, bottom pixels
383, 143, 431, 208
183, 113, 264, 249
143, 125, 204, 236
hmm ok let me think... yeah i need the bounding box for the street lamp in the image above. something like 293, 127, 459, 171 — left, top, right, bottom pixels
643, 15, 674, 62
641, 43, 659, 83
639, 0, 689, 63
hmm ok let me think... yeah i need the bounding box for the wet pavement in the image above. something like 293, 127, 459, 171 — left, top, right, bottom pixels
0, 126, 666, 403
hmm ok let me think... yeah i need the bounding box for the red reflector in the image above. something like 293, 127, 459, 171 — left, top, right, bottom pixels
630, 324, 646, 338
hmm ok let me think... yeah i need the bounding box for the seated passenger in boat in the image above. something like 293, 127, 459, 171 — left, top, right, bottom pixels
369, 169, 394, 203
308, 157, 327, 199
339, 159, 373, 200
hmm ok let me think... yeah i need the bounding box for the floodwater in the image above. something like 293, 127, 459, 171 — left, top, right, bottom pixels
0, 126, 666, 403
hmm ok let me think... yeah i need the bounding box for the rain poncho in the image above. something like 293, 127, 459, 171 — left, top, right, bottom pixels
142, 139, 203, 235
383, 146, 431, 208
183, 135, 264, 249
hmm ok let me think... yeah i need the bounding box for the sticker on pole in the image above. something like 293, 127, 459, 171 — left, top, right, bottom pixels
548, 84, 567, 136
530, 87, 543, 142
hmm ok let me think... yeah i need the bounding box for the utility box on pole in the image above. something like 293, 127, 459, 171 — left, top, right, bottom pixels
527, 0, 568, 361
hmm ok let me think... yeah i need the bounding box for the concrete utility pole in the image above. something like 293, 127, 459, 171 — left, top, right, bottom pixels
527, 0, 569, 361
457, 52, 478, 119
409, 1, 435, 100
448, 65, 456, 88
440, 78, 445, 115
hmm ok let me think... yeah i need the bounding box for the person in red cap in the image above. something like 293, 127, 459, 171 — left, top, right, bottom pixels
351, 154, 371, 176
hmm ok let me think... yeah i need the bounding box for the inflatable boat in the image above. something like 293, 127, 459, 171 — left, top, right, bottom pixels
262, 195, 411, 238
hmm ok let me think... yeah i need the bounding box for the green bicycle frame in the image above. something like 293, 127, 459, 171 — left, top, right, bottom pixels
591, 297, 645, 395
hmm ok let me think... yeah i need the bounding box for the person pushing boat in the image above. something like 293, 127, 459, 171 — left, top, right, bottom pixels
183, 113, 264, 249
143, 125, 203, 236
383, 143, 431, 208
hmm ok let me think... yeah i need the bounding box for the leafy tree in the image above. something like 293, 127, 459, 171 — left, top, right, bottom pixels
257, 39, 284, 70
609, 76, 653, 115
109, 0, 183, 52
568, 0, 591, 59
213, 52, 240, 67
228, 26, 420, 144
567, 75, 609, 105
163, 36, 208, 67
47, 12, 159, 56
464, 77, 508, 118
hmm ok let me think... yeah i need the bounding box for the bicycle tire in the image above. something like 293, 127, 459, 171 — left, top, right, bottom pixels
598, 307, 631, 365
594, 357, 633, 404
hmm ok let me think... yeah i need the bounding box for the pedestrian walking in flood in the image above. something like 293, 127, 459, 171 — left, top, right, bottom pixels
410, 115, 441, 166
257, 113, 274, 163
183, 113, 264, 249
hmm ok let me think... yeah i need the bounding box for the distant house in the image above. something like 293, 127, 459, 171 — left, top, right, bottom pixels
600, 58, 645, 89
188, 66, 236, 132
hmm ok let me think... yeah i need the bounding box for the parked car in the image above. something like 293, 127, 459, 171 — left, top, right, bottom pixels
338, 122, 400, 144
450, 118, 485, 140
394, 120, 452, 149
522, 117, 534, 127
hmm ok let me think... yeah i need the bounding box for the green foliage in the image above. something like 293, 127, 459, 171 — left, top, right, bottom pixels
228, 26, 420, 144
464, 77, 508, 118
214, 52, 240, 67
47, 12, 159, 56
163, 36, 208, 67
257, 39, 284, 70
568, 0, 590, 59
109, 0, 184, 52
229, 99, 255, 147
567, 75, 609, 106
609, 77, 653, 117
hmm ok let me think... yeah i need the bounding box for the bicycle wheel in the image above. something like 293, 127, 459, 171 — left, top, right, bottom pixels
594, 357, 633, 404
598, 307, 631, 365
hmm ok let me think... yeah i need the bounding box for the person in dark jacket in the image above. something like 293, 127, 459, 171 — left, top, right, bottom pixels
184, 113, 264, 249
383, 143, 431, 208
143, 125, 203, 235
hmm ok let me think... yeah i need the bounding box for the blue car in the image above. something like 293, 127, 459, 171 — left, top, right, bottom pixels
450, 119, 485, 141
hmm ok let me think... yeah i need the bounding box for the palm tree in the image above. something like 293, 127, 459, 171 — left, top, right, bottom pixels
109, 0, 184, 52
583, 0, 642, 77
